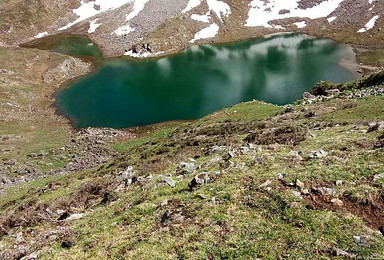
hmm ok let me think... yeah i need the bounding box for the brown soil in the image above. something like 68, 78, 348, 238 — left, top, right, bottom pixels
306, 193, 384, 236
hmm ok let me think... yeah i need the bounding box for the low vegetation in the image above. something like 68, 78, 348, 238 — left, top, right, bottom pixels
0, 73, 383, 259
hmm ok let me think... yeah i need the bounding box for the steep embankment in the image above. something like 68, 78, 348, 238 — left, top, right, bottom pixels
0, 74, 383, 259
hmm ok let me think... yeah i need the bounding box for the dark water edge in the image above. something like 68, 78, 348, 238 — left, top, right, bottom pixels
20, 34, 103, 62
51, 33, 356, 129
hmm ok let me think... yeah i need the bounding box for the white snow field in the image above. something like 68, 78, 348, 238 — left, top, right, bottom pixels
246, 0, 344, 27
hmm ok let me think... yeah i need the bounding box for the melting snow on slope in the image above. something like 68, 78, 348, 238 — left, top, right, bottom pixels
88, 19, 101, 33
59, 0, 133, 31
125, 0, 150, 21
190, 23, 219, 43
191, 14, 210, 23
246, 0, 344, 27
207, 0, 231, 21
34, 31, 48, 38
114, 0, 150, 35
327, 16, 337, 23
294, 21, 307, 28
358, 15, 379, 33
114, 24, 135, 35
186, 0, 231, 23
183, 0, 201, 13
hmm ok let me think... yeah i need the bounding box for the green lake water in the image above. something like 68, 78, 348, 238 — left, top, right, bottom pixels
56, 34, 355, 128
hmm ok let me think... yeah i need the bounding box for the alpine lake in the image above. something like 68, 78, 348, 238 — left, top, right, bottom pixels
38, 34, 356, 128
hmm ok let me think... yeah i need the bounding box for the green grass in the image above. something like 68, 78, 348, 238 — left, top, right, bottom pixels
358, 49, 384, 66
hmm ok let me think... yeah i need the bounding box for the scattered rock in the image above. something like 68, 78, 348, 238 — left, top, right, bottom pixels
301, 188, 310, 195
331, 198, 344, 207
161, 176, 177, 187
259, 180, 272, 189
16, 232, 23, 243
4, 159, 16, 166
303, 92, 315, 99
57, 211, 70, 220
195, 194, 208, 199
309, 149, 328, 159
160, 199, 169, 207
373, 173, 384, 183
292, 191, 303, 199
66, 213, 85, 221
295, 179, 305, 188
177, 162, 197, 174
276, 173, 285, 180
20, 252, 39, 260
335, 180, 343, 186
318, 187, 335, 196
335, 248, 350, 257
188, 172, 212, 191
367, 122, 384, 133
353, 235, 369, 247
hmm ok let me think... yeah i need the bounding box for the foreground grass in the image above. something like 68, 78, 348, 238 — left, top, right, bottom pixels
0, 91, 383, 259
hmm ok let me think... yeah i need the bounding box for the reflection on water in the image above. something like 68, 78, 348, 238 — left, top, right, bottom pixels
57, 34, 355, 128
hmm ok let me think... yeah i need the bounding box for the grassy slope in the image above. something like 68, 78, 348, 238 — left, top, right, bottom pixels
0, 84, 383, 259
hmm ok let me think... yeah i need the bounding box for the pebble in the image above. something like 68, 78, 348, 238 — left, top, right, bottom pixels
161, 176, 177, 188
66, 213, 85, 221
295, 179, 305, 188
292, 191, 303, 199
259, 180, 272, 188
331, 198, 344, 207
335, 180, 343, 186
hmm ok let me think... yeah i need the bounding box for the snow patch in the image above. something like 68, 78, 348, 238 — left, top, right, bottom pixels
183, 0, 201, 13
125, 0, 150, 21
124, 50, 164, 58
114, 24, 135, 35
34, 31, 48, 39
327, 16, 337, 23
189, 23, 219, 43
59, 0, 133, 31
88, 19, 101, 33
191, 14, 210, 23
358, 15, 379, 33
207, 0, 231, 21
294, 21, 307, 28
246, 0, 344, 27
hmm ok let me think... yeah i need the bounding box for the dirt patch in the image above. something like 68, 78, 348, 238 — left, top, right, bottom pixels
244, 125, 308, 146
306, 193, 384, 236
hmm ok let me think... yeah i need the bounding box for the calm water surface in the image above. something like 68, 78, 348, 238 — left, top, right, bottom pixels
56, 34, 355, 128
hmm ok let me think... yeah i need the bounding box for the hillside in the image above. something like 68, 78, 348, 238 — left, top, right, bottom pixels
0, 74, 383, 259
1, 0, 384, 259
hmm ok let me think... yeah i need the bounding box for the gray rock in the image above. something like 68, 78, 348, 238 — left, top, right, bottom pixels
20, 252, 39, 260
16, 232, 23, 243
259, 180, 272, 189
353, 235, 369, 247
292, 191, 303, 199
4, 159, 16, 166
188, 172, 212, 190
335, 180, 343, 186
303, 92, 315, 99
335, 248, 350, 257
296, 179, 305, 188
319, 187, 335, 196
373, 173, 384, 182
160, 199, 168, 207
161, 176, 177, 187
178, 162, 197, 174
66, 213, 85, 221
331, 198, 344, 207
309, 149, 328, 159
